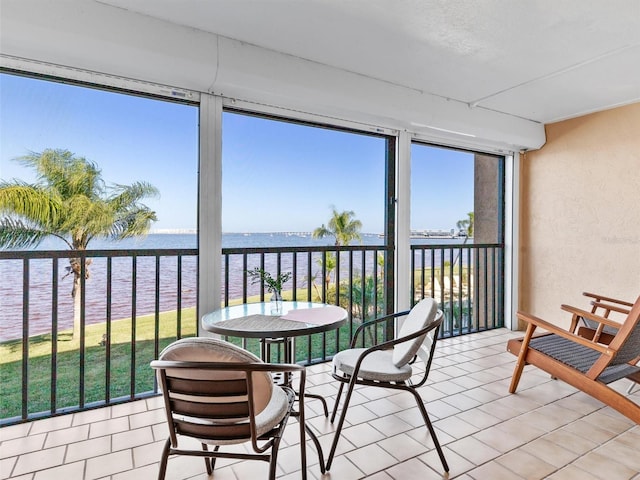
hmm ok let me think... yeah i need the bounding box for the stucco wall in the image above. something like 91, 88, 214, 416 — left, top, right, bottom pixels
518, 103, 640, 328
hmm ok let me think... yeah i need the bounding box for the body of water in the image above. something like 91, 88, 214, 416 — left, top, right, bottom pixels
0, 233, 468, 341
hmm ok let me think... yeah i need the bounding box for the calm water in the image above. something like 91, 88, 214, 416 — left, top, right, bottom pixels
0, 233, 466, 341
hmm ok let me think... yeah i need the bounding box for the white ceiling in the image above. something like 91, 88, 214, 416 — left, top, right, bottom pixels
98, 0, 640, 125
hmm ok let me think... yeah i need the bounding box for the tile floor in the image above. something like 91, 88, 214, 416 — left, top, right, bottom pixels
1, 328, 639, 479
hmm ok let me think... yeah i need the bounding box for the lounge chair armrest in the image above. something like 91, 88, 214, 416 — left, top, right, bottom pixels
582, 291, 634, 307
590, 301, 631, 315
516, 311, 609, 353
561, 304, 623, 329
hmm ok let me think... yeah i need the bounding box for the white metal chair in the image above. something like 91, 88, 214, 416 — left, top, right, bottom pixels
151, 337, 308, 480
325, 297, 449, 473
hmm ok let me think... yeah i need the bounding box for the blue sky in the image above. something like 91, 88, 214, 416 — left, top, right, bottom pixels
1, 72, 473, 233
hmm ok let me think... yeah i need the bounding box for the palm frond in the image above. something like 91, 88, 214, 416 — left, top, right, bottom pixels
0, 218, 51, 249
0, 181, 61, 226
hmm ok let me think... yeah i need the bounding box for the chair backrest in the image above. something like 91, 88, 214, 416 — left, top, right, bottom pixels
392, 297, 438, 368
608, 296, 640, 366
156, 337, 273, 442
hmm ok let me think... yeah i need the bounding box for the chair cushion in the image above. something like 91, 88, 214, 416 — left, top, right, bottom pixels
158, 337, 273, 416
392, 298, 438, 367
333, 348, 413, 382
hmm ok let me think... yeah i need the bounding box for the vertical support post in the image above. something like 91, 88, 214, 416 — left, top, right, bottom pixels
199, 94, 223, 335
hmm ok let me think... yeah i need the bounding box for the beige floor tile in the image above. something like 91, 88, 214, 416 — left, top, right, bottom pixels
467, 461, 525, 480
89, 416, 130, 438
132, 439, 165, 467
323, 454, 365, 478
12, 446, 65, 476
32, 461, 85, 480
455, 408, 502, 429
111, 463, 158, 480
28, 415, 73, 435
447, 436, 501, 466
571, 450, 639, 480
109, 400, 148, 418
495, 448, 557, 479
65, 436, 112, 463
0, 433, 46, 459
561, 418, 619, 445
144, 396, 164, 410
419, 447, 473, 478
341, 422, 385, 448
433, 415, 479, 440
71, 407, 111, 426
439, 391, 484, 411
424, 399, 461, 420
377, 432, 429, 462
230, 456, 278, 479
0, 457, 17, 480
595, 440, 640, 472
545, 465, 602, 480
0, 423, 31, 442
520, 437, 579, 468
385, 457, 444, 480
43, 424, 90, 448
368, 413, 414, 437
579, 411, 635, 435
111, 426, 154, 452
85, 450, 133, 480
344, 443, 398, 476
128, 408, 166, 429
473, 426, 526, 453
365, 471, 394, 480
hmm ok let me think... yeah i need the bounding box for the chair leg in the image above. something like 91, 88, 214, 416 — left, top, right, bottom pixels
509, 324, 536, 393
157, 438, 171, 480
410, 387, 449, 472
210, 445, 220, 471
201, 443, 212, 475
298, 398, 308, 480
325, 378, 356, 471
268, 436, 284, 480
330, 381, 345, 423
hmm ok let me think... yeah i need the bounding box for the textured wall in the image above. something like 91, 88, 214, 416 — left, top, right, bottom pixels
518, 103, 640, 328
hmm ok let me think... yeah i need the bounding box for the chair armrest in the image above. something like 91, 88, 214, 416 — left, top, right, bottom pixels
350, 310, 409, 348
516, 311, 609, 354
561, 304, 623, 329
590, 301, 631, 316
582, 291, 634, 307
346, 316, 442, 377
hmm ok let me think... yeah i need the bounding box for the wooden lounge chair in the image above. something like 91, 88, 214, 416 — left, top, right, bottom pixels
507, 295, 640, 424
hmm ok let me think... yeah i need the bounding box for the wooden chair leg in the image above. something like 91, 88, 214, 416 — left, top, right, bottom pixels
509, 324, 536, 393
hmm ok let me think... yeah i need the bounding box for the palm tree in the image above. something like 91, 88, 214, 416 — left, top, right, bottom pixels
0, 149, 158, 339
312, 207, 362, 246
456, 212, 474, 237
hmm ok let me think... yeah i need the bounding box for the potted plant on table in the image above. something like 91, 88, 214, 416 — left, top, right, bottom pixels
246, 267, 292, 315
